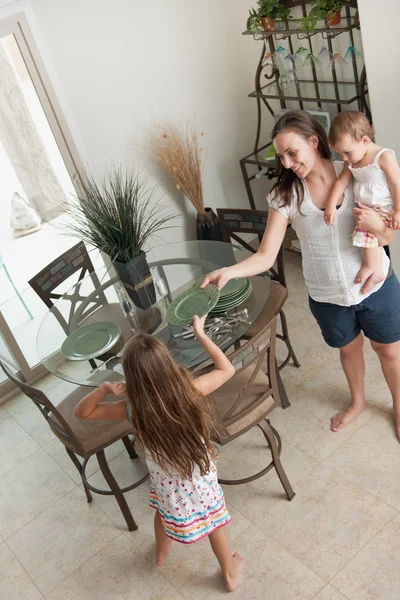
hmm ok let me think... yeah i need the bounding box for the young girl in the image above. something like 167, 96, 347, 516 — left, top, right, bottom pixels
74, 315, 244, 592
324, 111, 400, 289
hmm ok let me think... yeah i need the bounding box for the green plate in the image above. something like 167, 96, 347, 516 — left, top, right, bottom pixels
61, 321, 121, 361
213, 280, 252, 308
210, 282, 252, 314
218, 278, 248, 299
167, 284, 220, 326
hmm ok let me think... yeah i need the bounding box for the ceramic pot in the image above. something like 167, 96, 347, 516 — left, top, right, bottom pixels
115, 251, 156, 310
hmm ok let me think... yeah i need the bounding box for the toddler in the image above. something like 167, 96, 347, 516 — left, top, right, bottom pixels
325, 111, 400, 288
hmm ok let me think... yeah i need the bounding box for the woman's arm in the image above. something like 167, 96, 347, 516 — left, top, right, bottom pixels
192, 316, 235, 396
325, 165, 352, 226
379, 151, 400, 229
353, 202, 395, 246
74, 381, 128, 420
201, 208, 289, 289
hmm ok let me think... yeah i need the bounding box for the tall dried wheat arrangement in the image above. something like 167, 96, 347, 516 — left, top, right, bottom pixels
152, 121, 205, 215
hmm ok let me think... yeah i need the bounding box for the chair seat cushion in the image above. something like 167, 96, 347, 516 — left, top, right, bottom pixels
244, 281, 287, 338
211, 366, 275, 441
48, 385, 133, 457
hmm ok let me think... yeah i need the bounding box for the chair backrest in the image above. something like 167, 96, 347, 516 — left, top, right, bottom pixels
28, 242, 107, 333
217, 208, 286, 288
0, 359, 85, 455
208, 317, 278, 444
28, 242, 94, 309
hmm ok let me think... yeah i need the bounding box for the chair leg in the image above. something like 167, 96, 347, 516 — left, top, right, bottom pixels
258, 419, 295, 501
276, 364, 291, 409
96, 449, 138, 531
267, 343, 291, 410
279, 309, 300, 369
122, 435, 138, 459
65, 448, 92, 503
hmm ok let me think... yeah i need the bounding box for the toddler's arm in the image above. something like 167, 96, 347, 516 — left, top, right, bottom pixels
379, 151, 400, 229
324, 164, 352, 226
192, 315, 235, 396
74, 381, 128, 420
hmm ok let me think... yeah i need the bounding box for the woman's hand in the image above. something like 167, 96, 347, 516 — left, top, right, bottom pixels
353, 202, 386, 234
353, 202, 395, 247
392, 210, 400, 230
200, 267, 232, 290
102, 381, 126, 397
192, 315, 207, 339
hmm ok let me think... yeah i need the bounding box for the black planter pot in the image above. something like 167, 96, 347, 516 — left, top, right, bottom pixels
196, 207, 223, 242
115, 251, 156, 310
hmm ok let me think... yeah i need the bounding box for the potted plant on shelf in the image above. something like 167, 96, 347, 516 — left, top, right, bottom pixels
248, 0, 291, 33
301, 0, 345, 32
152, 121, 223, 242
64, 166, 177, 310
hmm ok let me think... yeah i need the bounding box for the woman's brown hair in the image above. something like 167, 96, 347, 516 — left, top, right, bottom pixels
270, 110, 331, 211
122, 333, 215, 479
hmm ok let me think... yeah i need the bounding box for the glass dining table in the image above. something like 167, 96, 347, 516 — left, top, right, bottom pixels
36, 241, 271, 387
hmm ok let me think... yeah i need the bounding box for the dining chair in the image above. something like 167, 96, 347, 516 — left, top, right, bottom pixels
0, 360, 148, 531
28, 242, 103, 330
208, 316, 295, 499
28, 242, 123, 365
217, 208, 300, 373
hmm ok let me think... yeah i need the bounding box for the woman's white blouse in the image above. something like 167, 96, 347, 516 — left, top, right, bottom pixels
268, 161, 390, 307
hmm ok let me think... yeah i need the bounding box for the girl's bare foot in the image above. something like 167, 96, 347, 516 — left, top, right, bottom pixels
355, 265, 374, 284
356, 267, 385, 294
224, 553, 244, 592
331, 402, 368, 432
155, 537, 174, 567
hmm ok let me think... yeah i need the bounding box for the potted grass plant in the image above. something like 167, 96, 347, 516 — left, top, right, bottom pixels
152, 121, 223, 242
64, 166, 177, 310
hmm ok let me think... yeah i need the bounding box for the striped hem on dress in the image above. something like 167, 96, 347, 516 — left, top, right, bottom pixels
149, 491, 231, 544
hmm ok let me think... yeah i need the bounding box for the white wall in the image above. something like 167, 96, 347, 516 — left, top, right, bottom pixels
359, 0, 400, 272
22, 0, 270, 243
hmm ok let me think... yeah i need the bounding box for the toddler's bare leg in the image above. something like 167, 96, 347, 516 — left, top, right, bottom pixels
208, 527, 244, 592
356, 247, 385, 292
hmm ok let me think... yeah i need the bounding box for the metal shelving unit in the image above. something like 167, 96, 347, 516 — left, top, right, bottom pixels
240, 0, 369, 210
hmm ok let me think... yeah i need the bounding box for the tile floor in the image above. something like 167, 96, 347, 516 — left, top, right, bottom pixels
1, 253, 399, 599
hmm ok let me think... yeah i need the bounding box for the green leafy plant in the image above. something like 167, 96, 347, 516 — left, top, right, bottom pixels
301, 0, 344, 32
258, 0, 291, 20
248, 0, 291, 33
64, 166, 177, 264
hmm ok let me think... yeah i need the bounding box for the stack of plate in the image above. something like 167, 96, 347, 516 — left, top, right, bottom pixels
209, 278, 252, 316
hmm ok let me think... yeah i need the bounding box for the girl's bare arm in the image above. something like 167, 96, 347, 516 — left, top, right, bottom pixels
380, 151, 400, 229
192, 316, 235, 396
324, 164, 352, 225
74, 381, 128, 420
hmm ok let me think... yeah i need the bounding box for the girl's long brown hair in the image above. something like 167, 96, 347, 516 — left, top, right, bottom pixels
270, 110, 331, 211
122, 333, 215, 479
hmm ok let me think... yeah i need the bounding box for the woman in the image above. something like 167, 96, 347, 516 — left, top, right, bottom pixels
203, 111, 400, 440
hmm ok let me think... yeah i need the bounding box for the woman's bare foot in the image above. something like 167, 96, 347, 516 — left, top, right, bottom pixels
331, 402, 368, 432
155, 537, 174, 567
224, 553, 244, 592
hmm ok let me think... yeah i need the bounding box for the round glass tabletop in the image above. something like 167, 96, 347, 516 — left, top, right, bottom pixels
36, 241, 271, 386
